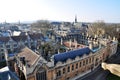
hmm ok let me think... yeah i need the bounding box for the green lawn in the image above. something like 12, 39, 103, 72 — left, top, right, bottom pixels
107, 73, 120, 80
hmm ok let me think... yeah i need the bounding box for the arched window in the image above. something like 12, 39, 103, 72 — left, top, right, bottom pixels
76, 63, 78, 69
67, 66, 70, 72
83, 60, 85, 66
63, 68, 66, 74
86, 59, 88, 64
72, 64, 74, 71
79, 61, 81, 67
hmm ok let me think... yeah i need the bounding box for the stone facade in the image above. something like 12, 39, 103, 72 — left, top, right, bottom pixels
13, 35, 118, 80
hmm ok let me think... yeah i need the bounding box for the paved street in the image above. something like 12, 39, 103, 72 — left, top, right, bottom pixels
76, 47, 120, 80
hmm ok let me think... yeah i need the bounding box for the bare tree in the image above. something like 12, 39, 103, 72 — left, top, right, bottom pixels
31, 20, 51, 35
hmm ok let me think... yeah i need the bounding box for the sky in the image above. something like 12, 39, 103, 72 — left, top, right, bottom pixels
0, 0, 120, 23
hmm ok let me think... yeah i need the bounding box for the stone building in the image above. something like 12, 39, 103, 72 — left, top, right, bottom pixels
0, 33, 43, 62
12, 35, 118, 80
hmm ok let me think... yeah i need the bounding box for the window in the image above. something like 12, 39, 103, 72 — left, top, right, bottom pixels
66, 77, 70, 80
79, 62, 81, 67
14, 44, 17, 47
72, 64, 74, 71
76, 63, 78, 69
6, 45, 10, 48
57, 70, 61, 77
92, 57, 94, 62
63, 68, 66, 74
86, 59, 88, 64
0, 44, 4, 47
1, 49, 4, 52
83, 60, 85, 66
2, 55, 5, 60
67, 66, 70, 72
7, 49, 12, 53
89, 58, 91, 63
36, 71, 46, 80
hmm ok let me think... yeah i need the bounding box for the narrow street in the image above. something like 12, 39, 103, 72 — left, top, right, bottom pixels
76, 47, 120, 80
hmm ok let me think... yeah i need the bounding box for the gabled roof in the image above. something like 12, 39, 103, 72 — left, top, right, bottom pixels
17, 47, 39, 66
54, 47, 91, 64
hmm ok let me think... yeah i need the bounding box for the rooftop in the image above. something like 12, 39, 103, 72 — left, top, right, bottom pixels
0, 66, 19, 80
17, 47, 39, 66
54, 47, 91, 64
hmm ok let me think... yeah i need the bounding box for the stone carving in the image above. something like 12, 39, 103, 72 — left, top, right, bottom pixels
102, 62, 120, 77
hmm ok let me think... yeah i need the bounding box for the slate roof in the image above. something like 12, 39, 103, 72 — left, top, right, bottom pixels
0, 33, 43, 43
17, 47, 39, 66
0, 66, 19, 80
54, 47, 91, 64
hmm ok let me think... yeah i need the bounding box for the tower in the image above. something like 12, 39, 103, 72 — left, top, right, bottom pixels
18, 20, 20, 25
75, 15, 77, 23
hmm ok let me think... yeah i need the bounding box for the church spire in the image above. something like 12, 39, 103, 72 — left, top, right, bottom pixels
75, 15, 77, 23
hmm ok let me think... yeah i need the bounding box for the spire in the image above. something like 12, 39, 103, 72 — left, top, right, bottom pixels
18, 20, 20, 25
75, 15, 77, 23
4, 20, 6, 24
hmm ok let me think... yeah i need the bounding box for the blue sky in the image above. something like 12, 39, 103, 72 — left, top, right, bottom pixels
0, 0, 120, 23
